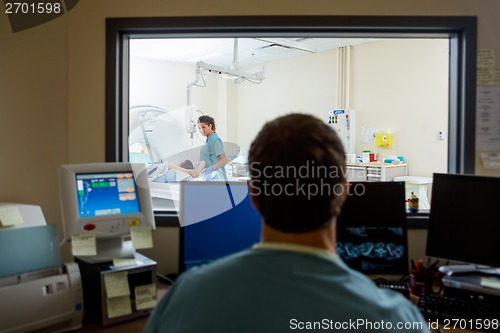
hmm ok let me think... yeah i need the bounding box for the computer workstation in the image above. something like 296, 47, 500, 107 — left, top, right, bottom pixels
59, 162, 156, 263
177, 175, 500, 330
59, 162, 158, 326
417, 173, 500, 329
177, 180, 411, 289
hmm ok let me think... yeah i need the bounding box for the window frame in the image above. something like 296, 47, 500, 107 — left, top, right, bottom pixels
105, 15, 477, 226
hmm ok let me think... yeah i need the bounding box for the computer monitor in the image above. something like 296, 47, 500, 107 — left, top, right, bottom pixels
59, 162, 155, 263
426, 173, 500, 275
336, 181, 409, 276
179, 181, 262, 272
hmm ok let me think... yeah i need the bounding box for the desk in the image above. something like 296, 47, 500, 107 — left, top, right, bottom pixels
411, 292, 497, 333
76, 280, 169, 332
76, 253, 157, 327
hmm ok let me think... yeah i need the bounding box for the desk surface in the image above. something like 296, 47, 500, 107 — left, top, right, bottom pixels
346, 162, 407, 168
75, 282, 484, 333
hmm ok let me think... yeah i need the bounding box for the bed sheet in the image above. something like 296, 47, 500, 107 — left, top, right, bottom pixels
148, 181, 181, 201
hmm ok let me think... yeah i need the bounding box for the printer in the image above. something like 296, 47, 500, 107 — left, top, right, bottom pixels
0, 203, 83, 333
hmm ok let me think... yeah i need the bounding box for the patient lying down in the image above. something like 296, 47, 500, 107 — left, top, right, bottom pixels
148, 160, 208, 183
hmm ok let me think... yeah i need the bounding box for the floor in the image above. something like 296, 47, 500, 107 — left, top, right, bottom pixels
76, 316, 149, 333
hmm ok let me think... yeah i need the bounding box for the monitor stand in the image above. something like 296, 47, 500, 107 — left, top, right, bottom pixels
76, 237, 136, 264
439, 264, 500, 276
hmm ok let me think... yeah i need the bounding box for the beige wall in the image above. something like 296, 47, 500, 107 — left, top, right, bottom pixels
1, 0, 500, 273
350, 39, 449, 176
0, 14, 68, 239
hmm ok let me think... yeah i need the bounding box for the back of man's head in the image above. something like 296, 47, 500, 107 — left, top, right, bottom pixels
248, 113, 346, 233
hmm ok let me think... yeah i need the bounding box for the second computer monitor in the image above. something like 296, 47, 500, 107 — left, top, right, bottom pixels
426, 173, 500, 272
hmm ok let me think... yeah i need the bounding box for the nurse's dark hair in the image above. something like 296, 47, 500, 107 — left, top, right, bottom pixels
248, 113, 346, 233
197, 115, 216, 131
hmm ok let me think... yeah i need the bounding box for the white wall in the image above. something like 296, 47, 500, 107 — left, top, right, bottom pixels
350, 39, 449, 177
236, 49, 339, 154
130, 57, 191, 110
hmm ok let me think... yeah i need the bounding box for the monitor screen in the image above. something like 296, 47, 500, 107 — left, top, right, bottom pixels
59, 163, 155, 242
76, 172, 140, 218
179, 181, 262, 272
426, 173, 500, 269
336, 181, 408, 276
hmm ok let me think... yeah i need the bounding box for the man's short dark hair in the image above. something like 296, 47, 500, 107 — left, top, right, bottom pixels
248, 113, 346, 233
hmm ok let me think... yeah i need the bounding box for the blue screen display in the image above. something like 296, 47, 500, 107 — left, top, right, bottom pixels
76, 172, 141, 218
180, 182, 262, 272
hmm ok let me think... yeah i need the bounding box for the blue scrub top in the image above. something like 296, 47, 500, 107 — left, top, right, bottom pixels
200, 132, 226, 178
144, 246, 430, 333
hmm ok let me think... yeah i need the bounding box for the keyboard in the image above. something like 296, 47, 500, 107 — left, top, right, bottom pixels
418, 293, 500, 331
373, 279, 410, 298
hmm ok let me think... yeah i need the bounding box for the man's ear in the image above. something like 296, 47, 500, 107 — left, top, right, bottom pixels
340, 180, 350, 205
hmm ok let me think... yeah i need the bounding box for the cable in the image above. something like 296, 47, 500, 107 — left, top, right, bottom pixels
241, 77, 264, 84
157, 273, 177, 285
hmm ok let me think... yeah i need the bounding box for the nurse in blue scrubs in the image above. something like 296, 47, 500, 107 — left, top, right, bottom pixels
197, 115, 228, 180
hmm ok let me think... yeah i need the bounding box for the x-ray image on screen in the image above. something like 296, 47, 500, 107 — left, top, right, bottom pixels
336, 181, 408, 276
337, 226, 406, 273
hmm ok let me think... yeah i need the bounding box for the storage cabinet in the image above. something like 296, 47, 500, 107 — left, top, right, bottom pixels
346, 163, 407, 182
76, 253, 157, 326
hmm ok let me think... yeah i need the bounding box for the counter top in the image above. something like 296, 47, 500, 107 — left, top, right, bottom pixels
346, 162, 407, 168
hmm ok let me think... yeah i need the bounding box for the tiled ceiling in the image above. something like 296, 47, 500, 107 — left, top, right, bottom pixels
130, 37, 376, 68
